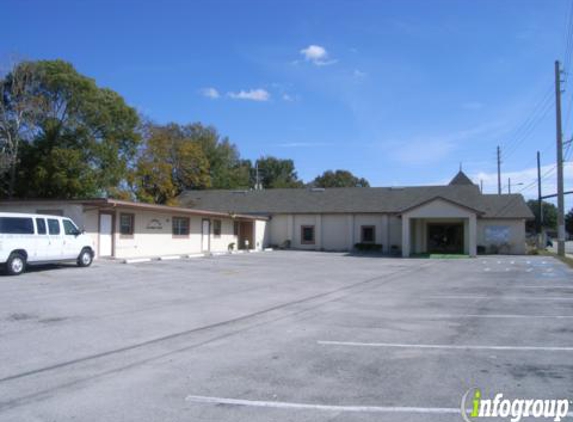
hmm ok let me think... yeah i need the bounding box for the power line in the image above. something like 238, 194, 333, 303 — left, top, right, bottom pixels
501, 85, 554, 160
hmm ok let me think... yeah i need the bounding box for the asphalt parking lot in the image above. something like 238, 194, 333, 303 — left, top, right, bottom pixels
0, 251, 572, 421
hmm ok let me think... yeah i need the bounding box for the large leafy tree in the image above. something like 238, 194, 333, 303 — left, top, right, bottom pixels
135, 123, 211, 204
255, 156, 303, 188
526, 200, 558, 232
184, 123, 251, 189
3, 60, 140, 199
311, 169, 370, 188
0, 61, 42, 197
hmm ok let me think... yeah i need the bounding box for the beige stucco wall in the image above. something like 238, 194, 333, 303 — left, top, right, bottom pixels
269, 214, 289, 246
265, 213, 401, 253
322, 214, 349, 251
477, 219, 526, 255
353, 214, 387, 249
292, 214, 319, 249
388, 215, 402, 250
111, 210, 241, 258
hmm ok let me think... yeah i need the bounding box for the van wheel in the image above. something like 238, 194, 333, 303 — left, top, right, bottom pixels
6, 253, 26, 276
77, 248, 93, 267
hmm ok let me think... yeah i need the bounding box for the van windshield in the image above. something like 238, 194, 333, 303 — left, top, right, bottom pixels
63, 219, 80, 235
0, 217, 35, 234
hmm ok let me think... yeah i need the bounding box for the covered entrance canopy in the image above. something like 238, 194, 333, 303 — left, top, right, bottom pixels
401, 197, 481, 257
427, 222, 464, 254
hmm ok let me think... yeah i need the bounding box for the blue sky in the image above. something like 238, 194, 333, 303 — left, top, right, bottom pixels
2, 0, 572, 206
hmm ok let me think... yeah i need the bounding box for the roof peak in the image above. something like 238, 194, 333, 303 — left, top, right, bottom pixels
449, 170, 475, 186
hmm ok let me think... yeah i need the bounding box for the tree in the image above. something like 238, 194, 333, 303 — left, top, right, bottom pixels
135, 123, 210, 204
311, 170, 370, 188
184, 123, 251, 189
3, 60, 140, 199
566, 208, 573, 235
0, 61, 41, 197
255, 156, 303, 188
526, 200, 558, 232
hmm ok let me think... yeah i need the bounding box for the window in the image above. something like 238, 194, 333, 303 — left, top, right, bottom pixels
120, 213, 134, 237
233, 221, 240, 236
361, 226, 375, 243
63, 219, 80, 235
301, 225, 315, 244
36, 218, 47, 235
213, 219, 222, 237
172, 217, 190, 236
0, 217, 34, 234
47, 219, 60, 235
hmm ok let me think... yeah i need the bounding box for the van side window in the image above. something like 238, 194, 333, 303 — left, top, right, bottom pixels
48, 219, 61, 235
0, 217, 34, 234
63, 220, 79, 235
36, 218, 47, 235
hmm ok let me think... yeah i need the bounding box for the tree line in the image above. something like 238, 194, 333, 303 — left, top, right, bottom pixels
0, 60, 370, 205
526, 200, 573, 237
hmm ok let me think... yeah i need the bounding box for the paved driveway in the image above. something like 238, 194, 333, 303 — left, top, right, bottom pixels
0, 252, 572, 421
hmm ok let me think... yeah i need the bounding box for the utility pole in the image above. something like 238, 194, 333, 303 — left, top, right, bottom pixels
508, 177, 511, 194
255, 161, 261, 190
536, 151, 543, 235
497, 145, 502, 195
480, 179, 483, 193
555, 60, 566, 257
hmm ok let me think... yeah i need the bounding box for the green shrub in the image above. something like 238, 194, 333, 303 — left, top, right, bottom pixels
354, 243, 383, 252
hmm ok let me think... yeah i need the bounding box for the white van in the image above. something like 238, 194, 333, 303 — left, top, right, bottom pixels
0, 212, 95, 275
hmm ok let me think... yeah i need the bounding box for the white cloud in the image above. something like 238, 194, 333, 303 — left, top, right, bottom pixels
282, 93, 295, 102
200, 87, 220, 99
227, 89, 270, 102
380, 121, 508, 166
300, 45, 337, 66
353, 69, 367, 78
472, 163, 573, 200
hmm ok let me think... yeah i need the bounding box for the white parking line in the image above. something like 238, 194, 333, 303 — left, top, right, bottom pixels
185, 395, 462, 415
400, 314, 573, 319
429, 296, 573, 301
317, 341, 573, 352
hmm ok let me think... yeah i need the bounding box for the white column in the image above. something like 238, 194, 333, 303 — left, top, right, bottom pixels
287, 215, 294, 246
468, 215, 477, 257
315, 214, 322, 250
381, 214, 388, 253
402, 216, 410, 257
347, 214, 355, 250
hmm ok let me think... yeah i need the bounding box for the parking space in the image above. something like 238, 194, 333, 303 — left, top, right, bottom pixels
0, 252, 572, 421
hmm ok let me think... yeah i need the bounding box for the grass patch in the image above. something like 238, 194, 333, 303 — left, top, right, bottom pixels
538, 250, 573, 269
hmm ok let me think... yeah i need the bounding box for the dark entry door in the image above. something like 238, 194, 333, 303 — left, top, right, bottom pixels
427, 223, 464, 254
239, 221, 254, 250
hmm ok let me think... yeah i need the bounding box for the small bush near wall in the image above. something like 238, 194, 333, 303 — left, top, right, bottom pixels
354, 243, 383, 252
477, 245, 486, 255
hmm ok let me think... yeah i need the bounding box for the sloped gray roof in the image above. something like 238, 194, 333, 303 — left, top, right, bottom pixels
449, 170, 475, 186
178, 185, 534, 219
